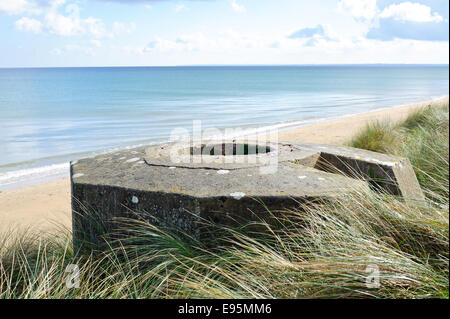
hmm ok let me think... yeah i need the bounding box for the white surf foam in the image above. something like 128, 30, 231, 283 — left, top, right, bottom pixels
0, 162, 70, 190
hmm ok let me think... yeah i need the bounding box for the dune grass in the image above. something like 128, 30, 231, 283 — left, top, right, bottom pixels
349, 100, 449, 201
1, 101, 448, 299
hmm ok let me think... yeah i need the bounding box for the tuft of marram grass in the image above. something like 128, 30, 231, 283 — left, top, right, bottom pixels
349, 120, 397, 153
350, 101, 449, 201
0, 100, 448, 299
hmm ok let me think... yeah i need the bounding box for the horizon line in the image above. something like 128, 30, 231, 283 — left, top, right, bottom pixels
1, 63, 449, 70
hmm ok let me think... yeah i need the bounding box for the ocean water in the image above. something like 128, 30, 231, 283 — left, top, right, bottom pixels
0, 65, 448, 189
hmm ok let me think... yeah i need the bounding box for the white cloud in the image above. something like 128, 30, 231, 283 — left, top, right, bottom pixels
126, 29, 448, 64
231, 0, 245, 13
379, 2, 444, 23
338, 0, 377, 20
139, 30, 267, 54
44, 11, 83, 36
0, 0, 66, 15
134, 23, 446, 62
14, 17, 42, 33
50, 0, 66, 10
270, 34, 448, 64
44, 3, 107, 38
65, 3, 79, 16
13, 2, 112, 38
0, 0, 39, 15
83, 17, 108, 38
138, 26, 346, 55
175, 4, 186, 12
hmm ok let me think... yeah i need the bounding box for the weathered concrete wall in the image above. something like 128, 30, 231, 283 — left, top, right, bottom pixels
304, 144, 425, 200
71, 141, 424, 252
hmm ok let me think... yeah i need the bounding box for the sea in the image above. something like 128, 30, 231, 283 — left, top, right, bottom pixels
0, 65, 448, 190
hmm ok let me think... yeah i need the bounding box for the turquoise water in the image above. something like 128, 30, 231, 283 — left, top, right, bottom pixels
0, 65, 448, 189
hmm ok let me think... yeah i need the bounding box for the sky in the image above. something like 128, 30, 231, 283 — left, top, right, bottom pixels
0, 0, 448, 67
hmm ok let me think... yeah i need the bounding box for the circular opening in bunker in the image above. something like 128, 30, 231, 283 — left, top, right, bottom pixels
190, 143, 272, 156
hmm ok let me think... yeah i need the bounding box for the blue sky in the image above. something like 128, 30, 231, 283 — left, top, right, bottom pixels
0, 0, 448, 67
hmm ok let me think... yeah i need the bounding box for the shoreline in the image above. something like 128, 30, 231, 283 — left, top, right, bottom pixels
278, 96, 448, 144
0, 96, 448, 234
277, 95, 449, 135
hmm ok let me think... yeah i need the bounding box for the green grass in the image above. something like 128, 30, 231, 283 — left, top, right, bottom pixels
349, 120, 396, 153
349, 100, 449, 200
1, 100, 448, 299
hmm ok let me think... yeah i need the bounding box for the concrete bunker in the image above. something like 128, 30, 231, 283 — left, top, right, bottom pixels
71, 141, 424, 251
